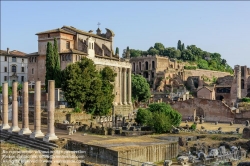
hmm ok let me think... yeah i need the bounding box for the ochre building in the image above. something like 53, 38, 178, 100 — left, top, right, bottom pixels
27, 26, 132, 115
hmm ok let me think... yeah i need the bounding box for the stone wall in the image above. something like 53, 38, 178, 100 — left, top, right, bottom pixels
184, 69, 231, 81
171, 98, 234, 122
66, 140, 178, 166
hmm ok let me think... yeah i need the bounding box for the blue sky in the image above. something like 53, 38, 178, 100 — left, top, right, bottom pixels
1, 1, 250, 67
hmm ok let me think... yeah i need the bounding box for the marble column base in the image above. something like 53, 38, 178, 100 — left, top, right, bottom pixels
43, 134, 58, 142
30, 130, 44, 138
123, 102, 127, 105
1, 124, 10, 130
8, 126, 20, 133
18, 128, 32, 135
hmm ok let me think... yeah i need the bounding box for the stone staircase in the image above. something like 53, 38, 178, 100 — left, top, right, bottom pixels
0, 130, 58, 151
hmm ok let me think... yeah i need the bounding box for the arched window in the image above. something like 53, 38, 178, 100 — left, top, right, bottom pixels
152, 61, 155, 69
89, 43, 91, 48
133, 63, 135, 71
145, 61, 149, 70
92, 43, 94, 49
139, 62, 141, 70
241, 79, 245, 89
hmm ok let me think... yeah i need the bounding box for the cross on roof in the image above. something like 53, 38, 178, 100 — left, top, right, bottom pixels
97, 22, 101, 28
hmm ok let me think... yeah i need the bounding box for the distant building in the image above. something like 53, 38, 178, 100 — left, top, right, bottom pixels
0, 48, 28, 86
197, 86, 216, 100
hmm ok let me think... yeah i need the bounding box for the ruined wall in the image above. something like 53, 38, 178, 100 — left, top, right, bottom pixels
171, 98, 235, 122
184, 69, 231, 81
66, 140, 178, 166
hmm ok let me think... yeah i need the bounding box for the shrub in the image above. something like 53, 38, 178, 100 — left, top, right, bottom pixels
190, 123, 197, 130
135, 108, 152, 125
242, 97, 250, 103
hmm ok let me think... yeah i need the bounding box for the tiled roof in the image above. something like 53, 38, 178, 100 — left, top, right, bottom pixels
197, 86, 214, 92
0, 49, 27, 57
60, 49, 87, 55
35, 28, 75, 35
62, 26, 112, 41
26, 52, 39, 57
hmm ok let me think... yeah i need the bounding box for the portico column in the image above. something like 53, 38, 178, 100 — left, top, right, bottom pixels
8, 82, 20, 132
43, 80, 58, 142
30, 81, 44, 138
1, 83, 10, 130
19, 82, 32, 135
119, 67, 123, 105
123, 68, 127, 105
128, 68, 132, 105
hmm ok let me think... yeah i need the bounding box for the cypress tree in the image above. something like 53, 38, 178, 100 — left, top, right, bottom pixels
115, 47, 119, 56
45, 42, 54, 92
177, 40, 182, 50
182, 43, 185, 51
53, 38, 61, 88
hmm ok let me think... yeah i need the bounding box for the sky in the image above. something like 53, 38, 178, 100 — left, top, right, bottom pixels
1, 1, 250, 67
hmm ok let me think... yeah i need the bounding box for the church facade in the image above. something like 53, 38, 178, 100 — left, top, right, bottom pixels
27, 26, 132, 115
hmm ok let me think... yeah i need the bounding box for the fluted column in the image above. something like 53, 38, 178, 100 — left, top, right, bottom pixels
128, 68, 132, 105
123, 68, 127, 105
119, 67, 123, 105
9, 82, 20, 132
43, 80, 58, 142
1, 83, 10, 130
30, 81, 44, 138
19, 82, 31, 135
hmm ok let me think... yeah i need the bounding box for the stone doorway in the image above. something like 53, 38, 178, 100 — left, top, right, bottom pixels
196, 107, 205, 118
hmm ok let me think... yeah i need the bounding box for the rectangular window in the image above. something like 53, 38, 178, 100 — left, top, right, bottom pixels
4, 76, 7, 81
5, 56, 7, 61
12, 66, 16, 72
21, 76, 24, 82
32, 68, 34, 74
4, 67, 7, 72
12, 57, 16, 62
21, 67, 24, 72
66, 41, 70, 49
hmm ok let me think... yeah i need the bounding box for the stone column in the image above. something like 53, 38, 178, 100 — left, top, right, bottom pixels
19, 82, 32, 135
8, 82, 20, 132
119, 67, 123, 105
30, 81, 44, 138
123, 68, 127, 105
43, 80, 58, 142
127, 68, 132, 105
1, 83, 10, 130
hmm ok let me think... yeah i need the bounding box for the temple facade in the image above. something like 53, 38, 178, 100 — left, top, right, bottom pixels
27, 26, 132, 115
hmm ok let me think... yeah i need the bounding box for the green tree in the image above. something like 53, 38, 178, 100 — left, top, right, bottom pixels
53, 38, 61, 88
181, 43, 185, 51
154, 43, 165, 55
147, 103, 182, 127
130, 49, 142, 57
61, 57, 115, 115
45, 42, 54, 92
148, 47, 159, 55
135, 108, 152, 125
126, 46, 130, 58
148, 112, 172, 133
177, 40, 182, 51
115, 47, 119, 55
132, 74, 151, 103
164, 47, 181, 59
197, 59, 209, 69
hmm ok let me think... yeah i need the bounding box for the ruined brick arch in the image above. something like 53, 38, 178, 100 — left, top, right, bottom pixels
247, 76, 250, 93
196, 107, 204, 117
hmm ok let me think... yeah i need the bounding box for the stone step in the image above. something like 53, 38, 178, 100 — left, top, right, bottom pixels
0, 130, 58, 151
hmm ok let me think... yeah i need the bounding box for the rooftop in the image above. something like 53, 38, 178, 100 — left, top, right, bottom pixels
0, 49, 27, 57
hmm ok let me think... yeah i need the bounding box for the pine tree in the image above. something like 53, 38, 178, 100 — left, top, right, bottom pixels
45, 42, 54, 92
53, 38, 61, 88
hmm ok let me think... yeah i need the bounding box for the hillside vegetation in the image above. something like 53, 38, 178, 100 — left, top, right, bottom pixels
129, 40, 233, 74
